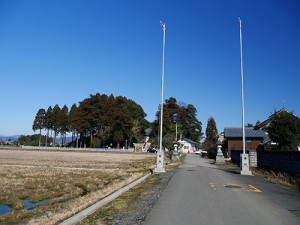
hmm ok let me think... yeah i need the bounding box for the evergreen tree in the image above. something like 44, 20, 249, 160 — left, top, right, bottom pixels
267, 110, 300, 151
52, 104, 61, 146
44, 106, 54, 146
69, 104, 78, 147
185, 104, 203, 141
32, 108, 46, 147
59, 105, 69, 146
203, 117, 218, 158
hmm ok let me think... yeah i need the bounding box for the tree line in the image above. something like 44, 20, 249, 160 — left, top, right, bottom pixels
27, 93, 203, 149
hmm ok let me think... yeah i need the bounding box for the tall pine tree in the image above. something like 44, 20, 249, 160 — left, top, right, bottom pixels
32, 108, 46, 147
203, 117, 218, 158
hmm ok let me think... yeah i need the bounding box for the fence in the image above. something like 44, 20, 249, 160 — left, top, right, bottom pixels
231, 150, 300, 176
257, 151, 300, 176
231, 150, 243, 165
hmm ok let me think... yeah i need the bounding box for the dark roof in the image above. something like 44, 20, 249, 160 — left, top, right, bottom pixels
255, 108, 286, 129
255, 108, 300, 129
224, 127, 268, 139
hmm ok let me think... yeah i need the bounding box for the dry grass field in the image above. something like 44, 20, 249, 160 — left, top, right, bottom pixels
0, 148, 156, 225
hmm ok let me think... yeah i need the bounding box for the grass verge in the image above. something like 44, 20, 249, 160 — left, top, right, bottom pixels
77, 174, 159, 225
216, 161, 300, 190
252, 168, 300, 190
77, 155, 184, 225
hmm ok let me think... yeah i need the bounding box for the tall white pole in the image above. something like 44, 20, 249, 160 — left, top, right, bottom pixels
238, 17, 246, 155
159, 21, 166, 153
154, 21, 166, 173
238, 17, 252, 175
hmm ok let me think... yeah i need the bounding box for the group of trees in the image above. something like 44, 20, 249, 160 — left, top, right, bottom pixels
31, 93, 150, 148
154, 98, 203, 142
17, 134, 48, 146
30, 94, 203, 149
151, 97, 203, 152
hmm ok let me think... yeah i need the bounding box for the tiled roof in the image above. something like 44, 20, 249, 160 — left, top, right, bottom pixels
224, 127, 268, 139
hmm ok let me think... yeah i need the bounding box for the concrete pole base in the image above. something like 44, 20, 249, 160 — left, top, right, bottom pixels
240, 153, 252, 176
154, 166, 166, 173
154, 151, 166, 173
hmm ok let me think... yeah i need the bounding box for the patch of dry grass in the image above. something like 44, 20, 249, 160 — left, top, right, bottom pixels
252, 168, 300, 190
0, 149, 153, 168
0, 149, 156, 225
78, 174, 160, 225
78, 154, 185, 225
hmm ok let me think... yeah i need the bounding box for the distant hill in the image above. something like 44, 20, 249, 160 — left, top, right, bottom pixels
0, 135, 74, 144
0, 135, 21, 142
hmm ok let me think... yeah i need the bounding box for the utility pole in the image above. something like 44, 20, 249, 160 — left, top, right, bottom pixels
238, 17, 252, 175
154, 21, 167, 173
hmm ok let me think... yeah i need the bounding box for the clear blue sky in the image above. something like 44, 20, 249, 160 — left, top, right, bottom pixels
0, 0, 299, 136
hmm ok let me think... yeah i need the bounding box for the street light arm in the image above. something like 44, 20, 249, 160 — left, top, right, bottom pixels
160, 21, 166, 30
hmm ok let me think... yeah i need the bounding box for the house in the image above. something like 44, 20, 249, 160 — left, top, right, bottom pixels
224, 127, 269, 158
178, 138, 199, 154
254, 108, 286, 130
255, 109, 300, 150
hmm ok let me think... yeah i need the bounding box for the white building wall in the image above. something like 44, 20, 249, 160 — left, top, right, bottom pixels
178, 140, 196, 153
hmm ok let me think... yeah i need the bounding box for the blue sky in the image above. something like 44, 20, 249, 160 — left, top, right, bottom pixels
0, 0, 299, 136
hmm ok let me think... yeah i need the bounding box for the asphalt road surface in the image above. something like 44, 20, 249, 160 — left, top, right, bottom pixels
144, 154, 300, 225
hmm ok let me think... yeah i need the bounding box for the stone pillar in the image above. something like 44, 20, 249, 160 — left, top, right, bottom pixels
154, 151, 165, 173
215, 145, 225, 164
172, 142, 179, 162
240, 154, 252, 175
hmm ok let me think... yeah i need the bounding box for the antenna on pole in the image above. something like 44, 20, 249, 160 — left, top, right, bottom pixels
282, 100, 286, 109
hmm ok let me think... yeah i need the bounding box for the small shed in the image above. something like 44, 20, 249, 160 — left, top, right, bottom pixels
224, 128, 269, 158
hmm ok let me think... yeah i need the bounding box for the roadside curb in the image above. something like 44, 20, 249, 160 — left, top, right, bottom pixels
59, 173, 152, 225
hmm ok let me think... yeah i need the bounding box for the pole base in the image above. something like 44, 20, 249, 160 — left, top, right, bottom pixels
154, 151, 166, 173
241, 169, 252, 175
240, 153, 252, 176
154, 166, 166, 173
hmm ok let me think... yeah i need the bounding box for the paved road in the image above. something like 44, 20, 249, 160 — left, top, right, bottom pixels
144, 154, 300, 225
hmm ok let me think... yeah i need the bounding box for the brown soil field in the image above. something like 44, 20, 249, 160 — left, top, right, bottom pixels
0, 149, 156, 225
